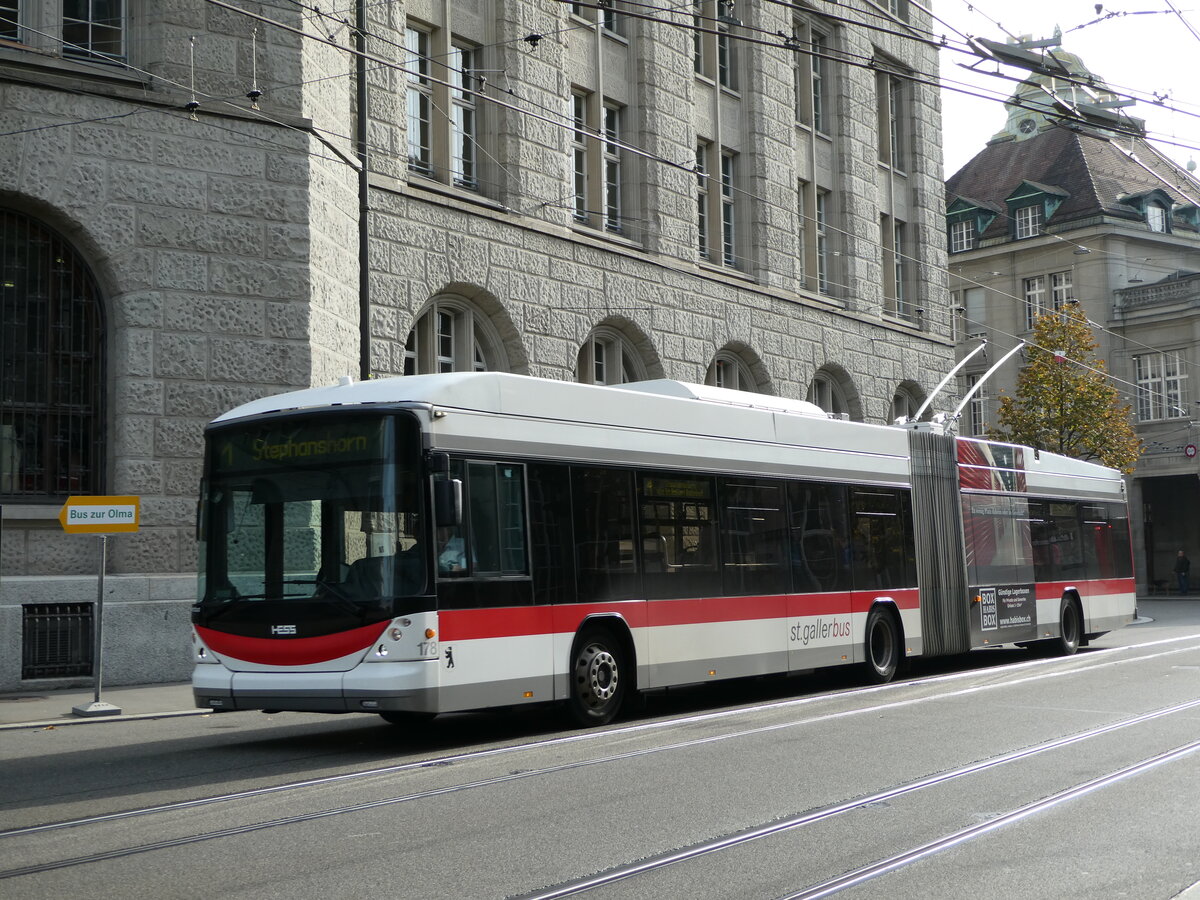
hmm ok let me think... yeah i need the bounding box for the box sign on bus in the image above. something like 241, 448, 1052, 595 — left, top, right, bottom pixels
191, 373, 1134, 727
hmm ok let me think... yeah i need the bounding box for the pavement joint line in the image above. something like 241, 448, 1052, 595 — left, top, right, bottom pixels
0, 708, 212, 731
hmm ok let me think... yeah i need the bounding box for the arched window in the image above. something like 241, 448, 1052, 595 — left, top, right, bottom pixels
705, 349, 762, 392
1, 209, 105, 498
890, 383, 928, 424
576, 326, 647, 385
403, 296, 507, 375
807, 369, 851, 419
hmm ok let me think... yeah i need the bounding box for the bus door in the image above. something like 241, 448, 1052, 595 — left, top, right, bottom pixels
848, 487, 917, 664
787, 482, 854, 670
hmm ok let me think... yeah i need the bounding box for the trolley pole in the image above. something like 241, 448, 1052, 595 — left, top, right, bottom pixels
58, 495, 140, 718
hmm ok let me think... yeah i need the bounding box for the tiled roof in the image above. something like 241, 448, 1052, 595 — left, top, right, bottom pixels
945, 126, 1200, 241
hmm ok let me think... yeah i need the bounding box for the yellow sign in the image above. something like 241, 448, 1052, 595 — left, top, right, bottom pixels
58, 496, 141, 534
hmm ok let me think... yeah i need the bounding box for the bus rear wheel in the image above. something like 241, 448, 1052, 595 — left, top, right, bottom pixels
1056, 597, 1082, 656
568, 629, 627, 727
864, 606, 901, 684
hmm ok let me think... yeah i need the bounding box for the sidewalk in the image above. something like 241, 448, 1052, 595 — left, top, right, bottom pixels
0, 682, 205, 730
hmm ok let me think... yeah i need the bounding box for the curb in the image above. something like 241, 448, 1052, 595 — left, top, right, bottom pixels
0, 708, 213, 731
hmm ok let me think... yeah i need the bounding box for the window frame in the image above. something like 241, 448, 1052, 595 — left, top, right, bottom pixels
949, 219, 975, 253
2, 1, 127, 63
403, 297, 505, 376
1015, 204, 1043, 239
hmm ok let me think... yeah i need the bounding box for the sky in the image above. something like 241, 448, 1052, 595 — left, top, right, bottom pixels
933, 0, 1200, 178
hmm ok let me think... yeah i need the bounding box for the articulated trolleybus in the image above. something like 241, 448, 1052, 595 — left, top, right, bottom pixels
192, 373, 1135, 726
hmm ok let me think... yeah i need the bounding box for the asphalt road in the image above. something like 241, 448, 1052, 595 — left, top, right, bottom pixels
3, 600, 1200, 900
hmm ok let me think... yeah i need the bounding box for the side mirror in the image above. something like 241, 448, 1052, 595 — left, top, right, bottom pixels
434, 478, 463, 528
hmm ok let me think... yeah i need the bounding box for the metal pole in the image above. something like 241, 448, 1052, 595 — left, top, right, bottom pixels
72, 534, 122, 717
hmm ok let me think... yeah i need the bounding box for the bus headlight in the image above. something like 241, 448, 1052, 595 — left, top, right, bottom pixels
389, 627, 403, 641
375, 644, 389, 658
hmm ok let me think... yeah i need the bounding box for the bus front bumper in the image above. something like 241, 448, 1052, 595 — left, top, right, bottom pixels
193, 660, 440, 714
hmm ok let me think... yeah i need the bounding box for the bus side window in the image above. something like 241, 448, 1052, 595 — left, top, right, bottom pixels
787, 481, 851, 593
850, 487, 917, 591
572, 467, 638, 602
527, 464, 575, 604
638, 473, 717, 600
720, 478, 787, 597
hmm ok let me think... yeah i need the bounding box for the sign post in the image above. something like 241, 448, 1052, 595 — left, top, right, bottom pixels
58, 495, 140, 717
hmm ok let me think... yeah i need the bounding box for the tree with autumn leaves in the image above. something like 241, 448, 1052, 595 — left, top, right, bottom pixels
989, 304, 1142, 474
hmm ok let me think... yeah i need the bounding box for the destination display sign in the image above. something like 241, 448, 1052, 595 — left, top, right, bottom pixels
59, 495, 141, 534
212, 418, 388, 474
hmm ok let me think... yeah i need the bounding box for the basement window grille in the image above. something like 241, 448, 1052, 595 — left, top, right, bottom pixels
22, 602, 93, 679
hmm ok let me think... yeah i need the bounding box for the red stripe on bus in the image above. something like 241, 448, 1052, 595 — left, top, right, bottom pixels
197, 622, 389, 666
438, 589, 922, 641
1035, 578, 1135, 600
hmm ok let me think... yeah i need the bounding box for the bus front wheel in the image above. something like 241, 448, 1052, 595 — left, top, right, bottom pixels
864, 606, 901, 684
568, 629, 627, 726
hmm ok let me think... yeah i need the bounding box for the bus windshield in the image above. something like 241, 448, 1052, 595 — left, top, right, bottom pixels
197, 413, 426, 633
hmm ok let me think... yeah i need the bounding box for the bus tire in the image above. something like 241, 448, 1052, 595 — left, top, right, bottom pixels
378, 711, 436, 726
863, 606, 901, 684
568, 628, 627, 727
1056, 597, 1082, 656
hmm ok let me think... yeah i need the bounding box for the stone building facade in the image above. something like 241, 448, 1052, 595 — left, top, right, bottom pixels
0, 1, 950, 691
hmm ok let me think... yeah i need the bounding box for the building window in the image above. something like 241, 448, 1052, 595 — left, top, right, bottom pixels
572, 1, 623, 34
603, 103, 624, 234
577, 328, 646, 385
886, 0, 908, 19
1, 209, 105, 498
449, 44, 478, 188
882, 216, 909, 319
405, 25, 484, 192
877, 69, 907, 171
956, 287, 986, 340
964, 374, 986, 436
1015, 205, 1042, 239
693, 1, 736, 89
572, 92, 589, 222
696, 141, 737, 268
1134, 353, 1187, 421
0, 1, 16, 41
721, 151, 737, 267
949, 219, 975, 253
1, 1, 125, 62
571, 92, 627, 234
1023, 275, 1046, 330
808, 371, 848, 417
716, 9, 735, 90
816, 190, 831, 294
1050, 270, 1073, 311
405, 26, 433, 176
403, 299, 504, 376
796, 180, 807, 282
706, 353, 756, 391
891, 386, 924, 424
1147, 202, 1169, 233
697, 142, 710, 259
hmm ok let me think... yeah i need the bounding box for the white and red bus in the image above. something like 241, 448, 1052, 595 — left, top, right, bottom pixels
191, 373, 1135, 726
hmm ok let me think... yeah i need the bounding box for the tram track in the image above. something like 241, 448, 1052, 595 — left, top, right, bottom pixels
4, 633, 1200, 887
511, 697, 1200, 899
5, 632, 1198, 845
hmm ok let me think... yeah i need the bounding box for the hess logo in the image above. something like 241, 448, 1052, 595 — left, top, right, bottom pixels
271, 624, 298, 635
